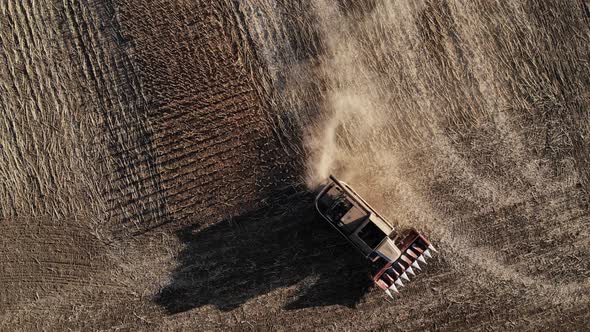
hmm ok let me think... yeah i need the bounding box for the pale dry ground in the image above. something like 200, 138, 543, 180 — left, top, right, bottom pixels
1, 0, 590, 331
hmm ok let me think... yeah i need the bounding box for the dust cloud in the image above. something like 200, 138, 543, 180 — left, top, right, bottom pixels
304, 0, 409, 189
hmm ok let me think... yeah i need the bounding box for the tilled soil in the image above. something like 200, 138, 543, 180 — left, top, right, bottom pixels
1, 0, 589, 331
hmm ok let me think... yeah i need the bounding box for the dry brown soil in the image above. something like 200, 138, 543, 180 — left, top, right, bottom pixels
1, 0, 589, 331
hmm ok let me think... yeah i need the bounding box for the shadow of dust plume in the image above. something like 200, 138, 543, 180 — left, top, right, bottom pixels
155, 190, 371, 313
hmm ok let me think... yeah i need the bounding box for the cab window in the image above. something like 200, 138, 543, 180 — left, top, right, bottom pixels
357, 221, 386, 249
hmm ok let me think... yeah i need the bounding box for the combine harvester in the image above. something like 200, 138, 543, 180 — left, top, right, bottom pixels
315, 175, 436, 298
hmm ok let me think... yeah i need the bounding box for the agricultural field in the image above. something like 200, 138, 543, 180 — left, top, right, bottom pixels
1, 0, 589, 330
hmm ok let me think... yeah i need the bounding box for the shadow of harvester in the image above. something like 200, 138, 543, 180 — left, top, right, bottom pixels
155, 192, 372, 313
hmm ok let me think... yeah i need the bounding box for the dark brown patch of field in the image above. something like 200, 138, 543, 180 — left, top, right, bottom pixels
114, 0, 297, 233
155, 191, 371, 313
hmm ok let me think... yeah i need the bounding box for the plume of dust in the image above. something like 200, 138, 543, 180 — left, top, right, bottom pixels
304, 0, 392, 191
304, 90, 385, 190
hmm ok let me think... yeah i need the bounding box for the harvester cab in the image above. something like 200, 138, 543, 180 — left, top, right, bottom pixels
314, 175, 437, 298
